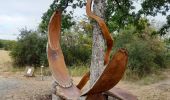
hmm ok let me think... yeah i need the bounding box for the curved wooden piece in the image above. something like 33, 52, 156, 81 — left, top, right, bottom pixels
48, 10, 61, 50
86, 94, 106, 100
77, 71, 137, 100
86, 0, 113, 65
47, 11, 72, 87
106, 87, 138, 100
82, 49, 128, 96
56, 85, 81, 99
47, 11, 81, 99
77, 71, 90, 90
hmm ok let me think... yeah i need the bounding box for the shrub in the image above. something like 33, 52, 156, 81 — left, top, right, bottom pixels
10, 29, 48, 67
61, 31, 92, 66
115, 28, 168, 77
10, 29, 92, 67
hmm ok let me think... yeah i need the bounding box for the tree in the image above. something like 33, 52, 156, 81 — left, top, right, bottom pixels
39, 0, 86, 34
89, 0, 106, 86
104, 0, 170, 35
140, 0, 170, 35
105, 0, 137, 32
40, 0, 170, 36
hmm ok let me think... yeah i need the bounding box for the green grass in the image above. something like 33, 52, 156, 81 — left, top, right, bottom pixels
69, 65, 89, 77
4, 64, 89, 77
33, 65, 89, 77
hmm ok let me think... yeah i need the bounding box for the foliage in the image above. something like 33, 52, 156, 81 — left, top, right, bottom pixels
10, 27, 92, 67
39, 0, 86, 34
40, 0, 170, 35
105, 0, 137, 32
74, 18, 93, 35
0, 39, 16, 50
140, 0, 170, 35
104, 0, 170, 35
61, 30, 92, 66
115, 25, 169, 77
69, 65, 89, 76
10, 29, 48, 67
165, 38, 170, 45
0, 40, 3, 48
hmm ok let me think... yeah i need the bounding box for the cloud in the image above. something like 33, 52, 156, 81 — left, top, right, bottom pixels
0, 0, 53, 40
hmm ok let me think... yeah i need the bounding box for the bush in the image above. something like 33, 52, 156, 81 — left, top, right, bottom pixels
10, 29, 48, 67
115, 28, 168, 77
61, 31, 92, 66
10, 29, 92, 67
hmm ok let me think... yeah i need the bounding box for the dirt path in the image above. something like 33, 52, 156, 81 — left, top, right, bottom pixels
0, 76, 52, 100
116, 69, 170, 100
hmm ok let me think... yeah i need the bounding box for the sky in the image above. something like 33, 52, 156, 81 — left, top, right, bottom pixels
0, 0, 168, 40
0, 0, 54, 40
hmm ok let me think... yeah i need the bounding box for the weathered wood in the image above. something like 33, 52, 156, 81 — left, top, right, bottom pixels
51, 81, 86, 100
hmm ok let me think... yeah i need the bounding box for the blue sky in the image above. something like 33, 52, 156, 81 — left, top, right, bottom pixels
0, 0, 168, 40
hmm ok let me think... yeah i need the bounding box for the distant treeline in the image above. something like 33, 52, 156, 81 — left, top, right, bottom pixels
0, 39, 16, 50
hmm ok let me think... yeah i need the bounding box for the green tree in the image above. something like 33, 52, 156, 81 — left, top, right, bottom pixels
39, 0, 86, 34
39, 0, 170, 35
140, 0, 170, 35
104, 0, 170, 35
105, 0, 137, 32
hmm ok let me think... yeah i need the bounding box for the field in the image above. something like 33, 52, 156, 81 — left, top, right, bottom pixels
0, 50, 170, 100
0, 50, 13, 75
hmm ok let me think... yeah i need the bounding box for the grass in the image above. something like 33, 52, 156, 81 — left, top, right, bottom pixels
29, 64, 89, 77
34, 67, 51, 76
0, 50, 13, 72
69, 65, 89, 76
8, 66, 89, 77
123, 68, 168, 85
138, 72, 167, 85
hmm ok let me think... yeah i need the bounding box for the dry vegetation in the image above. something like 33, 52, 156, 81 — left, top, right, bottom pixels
0, 50, 13, 75
0, 50, 170, 100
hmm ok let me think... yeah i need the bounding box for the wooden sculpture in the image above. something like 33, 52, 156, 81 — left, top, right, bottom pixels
47, 0, 137, 99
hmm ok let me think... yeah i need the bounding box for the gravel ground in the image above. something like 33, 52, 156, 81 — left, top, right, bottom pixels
0, 74, 170, 100
0, 76, 52, 100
